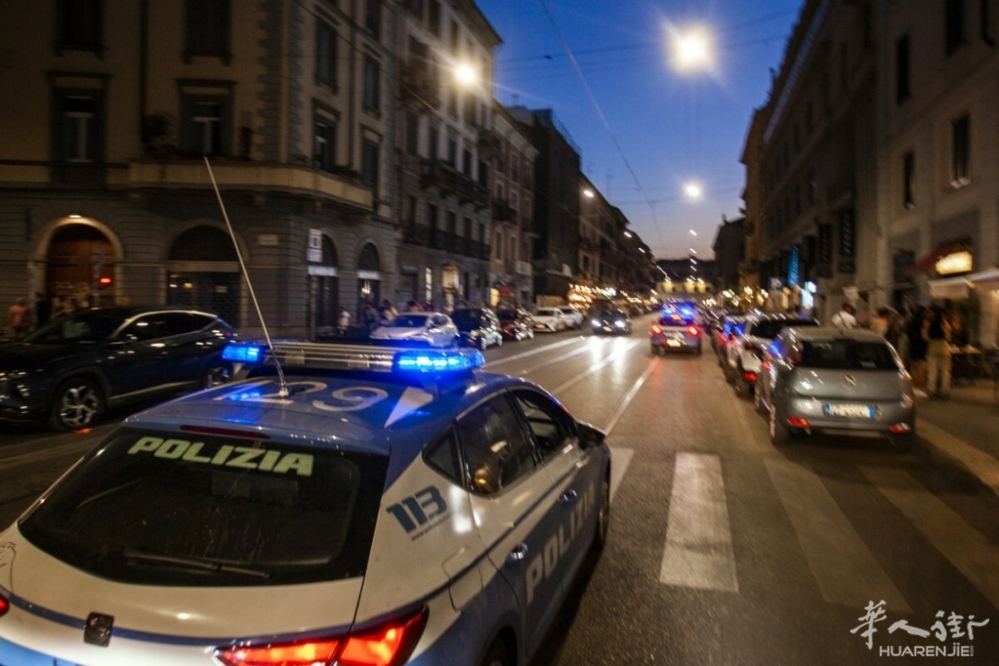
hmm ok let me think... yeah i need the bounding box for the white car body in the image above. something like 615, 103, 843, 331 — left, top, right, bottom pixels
558, 307, 584, 330
533, 308, 566, 332
369, 313, 458, 347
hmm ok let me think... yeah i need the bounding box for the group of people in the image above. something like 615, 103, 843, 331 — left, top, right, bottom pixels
6, 293, 84, 340
830, 300, 958, 399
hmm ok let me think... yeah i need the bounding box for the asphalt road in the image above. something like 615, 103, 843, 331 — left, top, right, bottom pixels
3, 315, 999, 664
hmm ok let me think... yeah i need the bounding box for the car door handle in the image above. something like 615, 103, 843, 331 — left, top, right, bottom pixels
558, 490, 579, 505
506, 543, 528, 565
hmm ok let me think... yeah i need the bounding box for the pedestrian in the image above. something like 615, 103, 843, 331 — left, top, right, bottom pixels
905, 307, 928, 397
362, 302, 378, 335
336, 307, 351, 336
830, 302, 857, 329
871, 307, 891, 337
406, 300, 421, 312
922, 305, 952, 399
33, 292, 50, 329
8, 297, 30, 339
379, 299, 397, 326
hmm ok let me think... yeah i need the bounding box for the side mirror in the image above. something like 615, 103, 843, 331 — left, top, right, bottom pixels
577, 422, 606, 450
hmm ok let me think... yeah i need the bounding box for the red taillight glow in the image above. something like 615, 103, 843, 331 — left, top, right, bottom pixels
888, 423, 911, 434
743, 372, 757, 383
216, 609, 427, 666
0, 595, 9, 617
217, 639, 341, 666
651, 324, 662, 334
787, 416, 810, 428
688, 326, 699, 336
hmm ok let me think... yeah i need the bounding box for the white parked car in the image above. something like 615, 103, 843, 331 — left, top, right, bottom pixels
533, 307, 566, 332
369, 312, 458, 347
558, 306, 584, 330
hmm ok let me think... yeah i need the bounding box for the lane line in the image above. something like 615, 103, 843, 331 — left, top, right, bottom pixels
550, 340, 643, 394
608, 447, 633, 504
602, 357, 658, 435
862, 466, 999, 611
766, 459, 910, 611
514, 338, 607, 376
658, 453, 739, 592
482, 336, 588, 368
916, 417, 999, 500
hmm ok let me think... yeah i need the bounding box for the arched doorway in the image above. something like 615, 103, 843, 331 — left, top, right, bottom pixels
357, 242, 381, 323
167, 226, 241, 327
46, 224, 116, 308
310, 235, 339, 336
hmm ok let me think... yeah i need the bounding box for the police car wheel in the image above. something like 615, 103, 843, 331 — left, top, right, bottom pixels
479, 637, 513, 666
50, 377, 104, 431
201, 360, 232, 388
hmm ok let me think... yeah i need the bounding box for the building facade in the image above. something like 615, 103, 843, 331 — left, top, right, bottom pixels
1, 0, 398, 337
395, 0, 501, 313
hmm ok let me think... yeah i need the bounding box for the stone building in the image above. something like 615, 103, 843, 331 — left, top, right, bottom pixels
394, 0, 501, 313
0, 0, 396, 337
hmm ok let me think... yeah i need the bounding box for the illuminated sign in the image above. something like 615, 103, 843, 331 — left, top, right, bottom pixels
935, 251, 973, 276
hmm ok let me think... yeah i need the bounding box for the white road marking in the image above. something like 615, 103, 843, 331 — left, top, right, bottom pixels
514, 338, 607, 376
862, 466, 999, 611
482, 336, 588, 368
766, 459, 909, 611
602, 357, 658, 436
658, 453, 739, 592
551, 340, 643, 394
608, 447, 633, 504
916, 418, 999, 499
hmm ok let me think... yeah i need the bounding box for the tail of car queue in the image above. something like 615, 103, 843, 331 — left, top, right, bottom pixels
0, 338, 612, 666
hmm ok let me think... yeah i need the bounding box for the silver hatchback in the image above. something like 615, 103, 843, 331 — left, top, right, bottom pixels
754, 327, 915, 448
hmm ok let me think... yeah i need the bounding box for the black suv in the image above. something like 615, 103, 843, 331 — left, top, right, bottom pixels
0, 306, 235, 430
450, 307, 504, 350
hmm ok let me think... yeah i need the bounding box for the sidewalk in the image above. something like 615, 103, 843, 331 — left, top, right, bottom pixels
914, 380, 999, 496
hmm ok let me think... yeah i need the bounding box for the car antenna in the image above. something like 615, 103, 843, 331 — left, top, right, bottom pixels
204, 156, 289, 397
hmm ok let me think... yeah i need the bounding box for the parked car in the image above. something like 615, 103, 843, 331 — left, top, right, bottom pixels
450, 307, 504, 350
497, 308, 535, 341
0, 341, 611, 666
590, 309, 632, 335
0, 306, 235, 431
534, 307, 567, 332
724, 314, 819, 396
650, 301, 702, 355
369, 313, 458, 348
558, 306, 584, 330
754, 327, 915, 448
715, 315, 747, 364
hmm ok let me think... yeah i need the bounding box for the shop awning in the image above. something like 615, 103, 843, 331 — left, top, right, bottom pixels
911, 241, 969, 274
928, 268, 999, 299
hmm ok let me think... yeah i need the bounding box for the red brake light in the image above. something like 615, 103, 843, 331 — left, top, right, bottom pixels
0, 595, 9, 617
787, 416, 810, 428
743, 371, 757, 383
216, 639, 341, 666
688, 326, 699, 336
651, 324, 662, 334
217, 609, 428, 666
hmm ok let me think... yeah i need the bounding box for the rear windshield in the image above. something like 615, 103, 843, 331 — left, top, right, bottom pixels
19, 429, 387, 587
751, 319, 818, 340
800, 341, 898, 370
450, 310, 480, 328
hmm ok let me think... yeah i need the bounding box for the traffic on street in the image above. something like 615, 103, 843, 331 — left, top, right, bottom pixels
3, 313, 999, 664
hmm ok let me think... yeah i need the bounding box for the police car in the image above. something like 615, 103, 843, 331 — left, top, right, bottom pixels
0, 341, 611, 666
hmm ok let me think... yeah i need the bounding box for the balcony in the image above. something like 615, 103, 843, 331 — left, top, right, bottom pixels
400, 62, 438, 107
477, 131, 501, 160
403, 225, 490, 260
419, 158, 489, 210
493, 200, 517, 222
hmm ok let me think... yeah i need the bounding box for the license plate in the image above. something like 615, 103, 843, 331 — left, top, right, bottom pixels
825, 404, 875, 418
667, 340, 681, 347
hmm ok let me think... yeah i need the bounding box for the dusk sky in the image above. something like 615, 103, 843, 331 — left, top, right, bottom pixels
475, 0, 805, 261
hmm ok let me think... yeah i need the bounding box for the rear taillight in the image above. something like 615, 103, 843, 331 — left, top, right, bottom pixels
651, 324, 662, 334
787, 416, 810, 428
216, 608, 427, 666
688, 326, 699, 336
743, 371, 757, 383
0, 595, 9, 617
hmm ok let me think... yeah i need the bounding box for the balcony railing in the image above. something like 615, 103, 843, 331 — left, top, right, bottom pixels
402, 224, 490, 260
419, 158, 490, 210
493, 201, 517, 222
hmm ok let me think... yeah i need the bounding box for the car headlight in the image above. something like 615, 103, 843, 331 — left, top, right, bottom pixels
591, 319, 600, 327
615, 320, 626, 328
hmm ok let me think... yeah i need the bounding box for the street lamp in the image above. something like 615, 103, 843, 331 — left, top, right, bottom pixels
454, 63, 477, 86
689, 229, 697, 236
624, 230, 633, 238
668, 25, 715, 75
684, 182, 703, 200
583, 188, 595, 198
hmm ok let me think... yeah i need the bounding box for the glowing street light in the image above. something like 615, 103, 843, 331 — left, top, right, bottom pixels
624, 230, 633, 238
689, 248, 698, 254
668, 25, 714, 74
684, 182, 703, 200
689, 229, 697, 236
454, 63, 477, 86
583, 189, 595, 198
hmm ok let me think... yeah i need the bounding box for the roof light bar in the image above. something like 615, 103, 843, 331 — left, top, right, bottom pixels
394, 349, 484, 373
222, 344, 263, 363
222, 342, 484, 375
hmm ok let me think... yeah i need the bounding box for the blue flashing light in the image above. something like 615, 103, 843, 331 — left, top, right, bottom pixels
394, 349, 485, 373
222, 343, 263, 363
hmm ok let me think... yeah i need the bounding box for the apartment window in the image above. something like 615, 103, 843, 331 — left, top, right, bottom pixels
180, 94, 229, 155
405, 110, 418, 155
362, 139, 380, 199
523, 196, 531, 220
314, 117, 335, 172
185, 0, 229, 60
896, 35, 911, 104
510, 190, 518, 217
447, 211, 457, 236
496, 181, 504, 201
951, 114, 970, 185
316, 22, 337, 87
58, 95, 100, 162
464, 217, 472, 239
450, 20, 459, 51
511, 155, 520, 184
462, 149, 472, 176
363, 56, 380, 111
946, 0, 966, 55
365, 0, 381, 39
56, 0, 102, 53
496, 230, 503, 260
429, 0, 441, 37
428, 203, 438, 236
428, 125, 439, 160
902, 151, 915, 208
478, 159, 488, 187
447, 137, 457, 165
